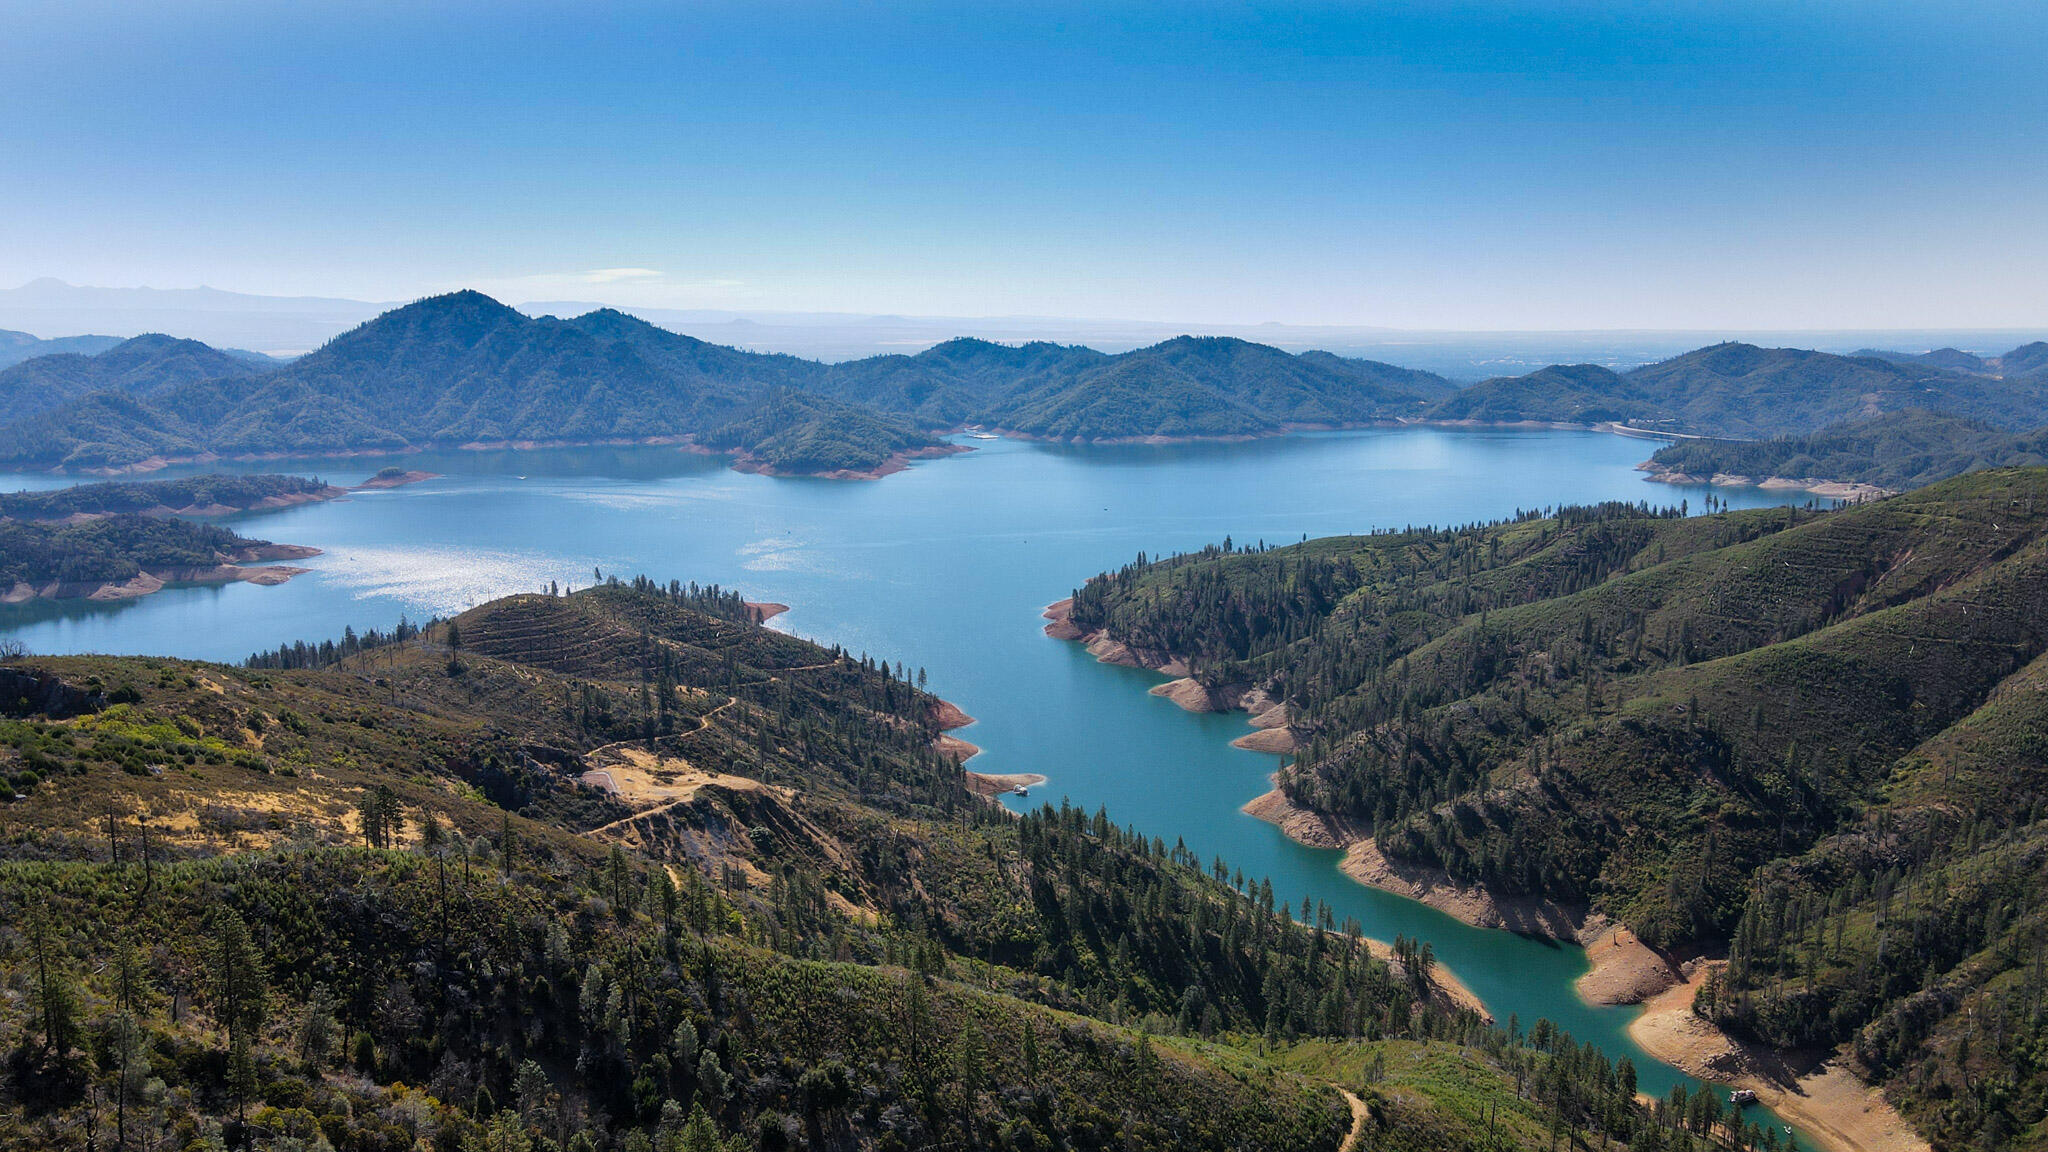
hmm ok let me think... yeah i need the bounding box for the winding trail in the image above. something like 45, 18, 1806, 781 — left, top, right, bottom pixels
1336, 1087, 1368, 1152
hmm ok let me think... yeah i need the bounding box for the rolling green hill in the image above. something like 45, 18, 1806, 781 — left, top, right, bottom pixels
1061, 468, 2048, 1149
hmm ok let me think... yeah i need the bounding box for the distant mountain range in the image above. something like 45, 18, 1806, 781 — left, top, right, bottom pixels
0, 328, 123, 371
1854, 342, 2048, 378
16, 277, 2048, 373
0, 291, 1457, 474
1, 289, 2044, 480
0, 333, 273, 421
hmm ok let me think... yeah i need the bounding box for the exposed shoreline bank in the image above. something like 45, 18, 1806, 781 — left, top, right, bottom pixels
1, 470, 442, 526
743, 601, 790, 624
728, 442, 972, 481
1046, 599, 1928, 1152
26, 416, 1717, 484
1637, 463, 1894, 502
930, 697, 983, 763
1629, 970, 1929, 1152
2, 542, 322, 605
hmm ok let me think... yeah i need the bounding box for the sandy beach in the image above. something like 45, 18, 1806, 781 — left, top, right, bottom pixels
743, 601, 790, 624
963, 770, 1048, 798
1575, 920, 1684, 1005
1629, 968, 1929, 1152
931, 698, 982, 762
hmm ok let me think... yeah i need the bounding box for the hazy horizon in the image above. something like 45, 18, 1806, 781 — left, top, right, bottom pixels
5, 2, 2045, 331
5, 276, 2044, 378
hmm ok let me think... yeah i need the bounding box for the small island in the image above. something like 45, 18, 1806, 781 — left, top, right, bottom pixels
0, 513, 319, 603
0, 473, 347, 522
353, 465, 443, 489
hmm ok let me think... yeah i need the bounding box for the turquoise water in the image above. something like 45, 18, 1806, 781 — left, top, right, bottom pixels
0, 428, 1808, 1136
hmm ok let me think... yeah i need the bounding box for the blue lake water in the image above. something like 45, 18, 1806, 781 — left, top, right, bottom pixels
0, 427, 1811, 1136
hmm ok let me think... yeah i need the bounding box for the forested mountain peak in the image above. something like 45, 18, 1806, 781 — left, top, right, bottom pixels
2000, 341, 2048, 377
0, 330, 273, 422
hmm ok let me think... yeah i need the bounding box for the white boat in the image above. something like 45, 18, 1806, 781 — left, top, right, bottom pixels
1729, 1089, 1757, 1106
1012, 784, 1029, 796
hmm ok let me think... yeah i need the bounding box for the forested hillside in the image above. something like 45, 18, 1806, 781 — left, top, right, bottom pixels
1065, 469, 2048, 1149
0, 579, 1722, 1152
0, 334, 272, 422
1427, 344, 2048, 438
0, 330, 123, 371
699, 392, 953, 476
0, 475, 343, 522
0, 515, 312, 594
1645, 411, 2048, 493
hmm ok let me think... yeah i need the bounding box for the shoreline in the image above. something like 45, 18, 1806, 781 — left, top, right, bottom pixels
2, 469, 443, 525
39, 436, 970, 483
1048, 597, 1587, 939
41, 436, 699, 477
350, 469, 441, 490
23, 417, 1722, 483
1045, 598, 1301, 746
930, 697, 982, 763
963, 770, 1048, 799
743, 601, 790, 624
1048, 604, 1932, 1152
1637, 464, 1894, 502
1629, 969, 1929, 1152
727, 442, 972, 481
3, 545, 321, 605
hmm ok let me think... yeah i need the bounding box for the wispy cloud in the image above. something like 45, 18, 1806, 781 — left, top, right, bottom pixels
453, 268, 752, 307
581, 267, 664, 283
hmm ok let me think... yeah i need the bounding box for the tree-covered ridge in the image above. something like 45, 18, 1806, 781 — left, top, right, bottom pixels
1427, 343, 2048, 439
976, 336, 1455, 441
0, 294, 1459, 472
9, 579, 1672, 1151
0, 333, 273, 422
1069, 470, 2048, 935
18, 295, 2048, 478
0, 515, 286, 587
1066, 469, 2048, 1149
0, 329, 123, 371
1645, 410, 2048, 492
700, 393, 949, 475
1692, 645, 2048, 1148
0, 474, 341, 522
1853, 342, 2048, 380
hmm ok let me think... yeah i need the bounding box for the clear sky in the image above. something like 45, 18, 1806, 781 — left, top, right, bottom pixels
2, 0, 2043, 329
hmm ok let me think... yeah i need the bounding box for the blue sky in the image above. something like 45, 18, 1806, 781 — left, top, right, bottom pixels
2, 0, 2043, 328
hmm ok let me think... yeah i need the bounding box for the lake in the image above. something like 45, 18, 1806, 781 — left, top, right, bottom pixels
0, 427, 1811, 1137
